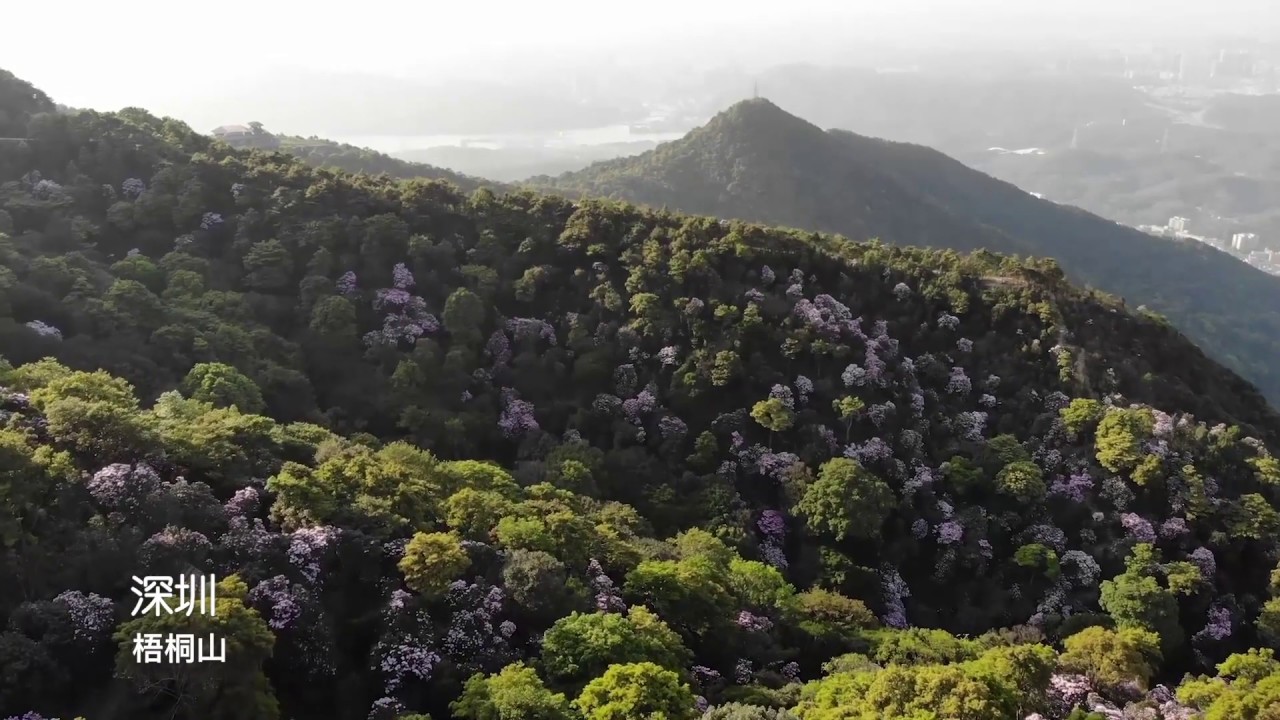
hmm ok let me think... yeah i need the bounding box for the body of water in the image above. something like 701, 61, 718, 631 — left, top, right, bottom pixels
332, 124, 693, 154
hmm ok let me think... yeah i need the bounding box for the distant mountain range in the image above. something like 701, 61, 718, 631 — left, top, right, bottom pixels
532, 98, 1280, 406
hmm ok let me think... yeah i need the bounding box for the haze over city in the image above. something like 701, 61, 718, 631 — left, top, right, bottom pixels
7, 0, 1280, 135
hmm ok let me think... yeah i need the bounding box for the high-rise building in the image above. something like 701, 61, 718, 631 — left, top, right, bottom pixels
1168, 217, 1189, 234
1232, 232, 1260, 252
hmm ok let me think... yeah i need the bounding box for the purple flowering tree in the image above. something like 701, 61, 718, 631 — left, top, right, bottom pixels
498, 390, 539, 438
880, 567, 911, 628
587, 558, 626, 612
247, 575, 309, 630
757, 451, 801, 481
86, 463, 161, 510
954, 411, 987, 441
336, 271, 358, 296
736, 610, 774, 632
441, 579, 514, 674
757, 510, 787, 570
1049, 471, 1094, 502
507, 317, 558, 346
25, 320, 62, 340
621, 390, 658, 425
1120, 513, 1157, 543
288, 526, 339, 586
363, 264, 440, 349
1194, 605, 1233, 643
936, 521, 964, 545
200, 212, 223, 230
53, 590, 115, 646
946, 367, 971, 395
224, 486, 261, 517
121, 177, 146, 198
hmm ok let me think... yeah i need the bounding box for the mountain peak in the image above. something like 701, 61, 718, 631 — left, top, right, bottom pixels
704, 97, 820, 138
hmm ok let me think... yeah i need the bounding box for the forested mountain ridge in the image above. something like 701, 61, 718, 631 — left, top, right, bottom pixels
534, 98, 1280, 409
268, 133, 500, 194
3, 70, 1280, 720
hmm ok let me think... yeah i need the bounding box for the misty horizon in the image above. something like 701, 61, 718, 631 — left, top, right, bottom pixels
5, 0, 1280, 138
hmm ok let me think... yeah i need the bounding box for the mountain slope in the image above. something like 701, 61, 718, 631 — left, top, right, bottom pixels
535, 99, 1280, 407
5, 70, 1280, 720
208, 124, 501, 193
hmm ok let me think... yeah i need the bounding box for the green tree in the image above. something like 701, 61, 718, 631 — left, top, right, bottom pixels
452, 662, 573, 720
399, 531, 470, 599
1060, 398, 1104, 435
501, 549, 575, 618
1059, 626, 1161, 688
243, 239, 294, 291
751, 398, 795, 434
30, 368, 154, 461
1176, 648, 1280, 720
623, 559, 734, 639
181, 362, 266, 413
1099, 544, 1183, 654
996, 461, 1046, 502
1094, 407, 1154, 473
267, 442, 442, 536
572, 662, 698, 720
797, 458, 895, 542
541, 607, 690, 686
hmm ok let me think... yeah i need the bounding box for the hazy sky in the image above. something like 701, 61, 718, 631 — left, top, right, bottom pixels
4, 0, 1277, 131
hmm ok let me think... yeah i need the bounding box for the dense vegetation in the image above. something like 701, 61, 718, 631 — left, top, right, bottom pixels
208, 119, 494, 194
535, 98, 1280, 409
3, 70, 1280, 720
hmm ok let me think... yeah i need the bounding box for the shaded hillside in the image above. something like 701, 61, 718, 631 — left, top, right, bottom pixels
535, 99, 1280, 406
4, 70, 1280, 720
210, 125, 500, 193
274, 134, 500, 193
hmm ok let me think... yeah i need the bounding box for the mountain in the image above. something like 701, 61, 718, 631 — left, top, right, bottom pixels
3, 70, 1280, 720
534, 98, 1280, 407
206, 122, 500, 193
396, 140, 660, 183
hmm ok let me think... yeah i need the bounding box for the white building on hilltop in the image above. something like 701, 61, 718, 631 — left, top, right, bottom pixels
1167, 216, 1189, 234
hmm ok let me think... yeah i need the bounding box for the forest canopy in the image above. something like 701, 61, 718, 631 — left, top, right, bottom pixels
1, 68, 1280, 720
